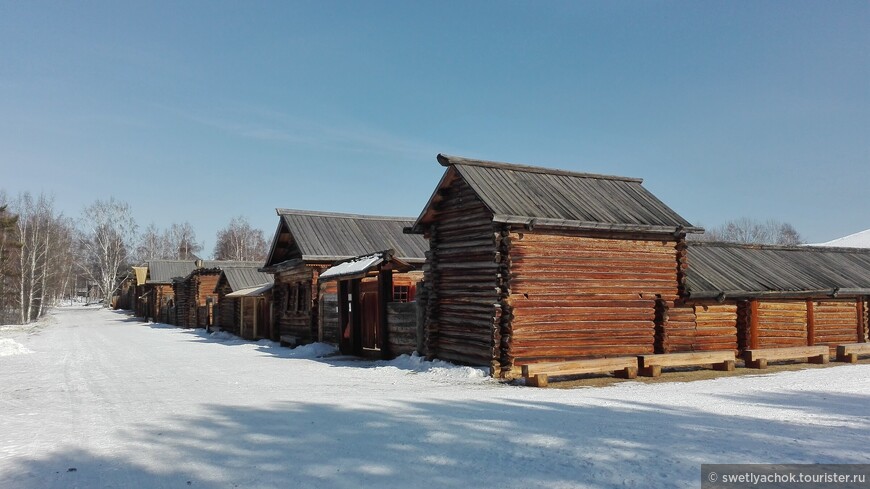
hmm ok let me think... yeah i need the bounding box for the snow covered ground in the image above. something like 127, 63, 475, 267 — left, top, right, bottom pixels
1, 307, 868, 489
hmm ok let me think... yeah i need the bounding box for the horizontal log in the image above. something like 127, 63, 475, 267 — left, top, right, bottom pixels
523, 356, 639, 377
512, 345, 654, 358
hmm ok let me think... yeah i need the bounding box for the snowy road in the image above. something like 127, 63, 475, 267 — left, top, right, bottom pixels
1, 307, 869, 488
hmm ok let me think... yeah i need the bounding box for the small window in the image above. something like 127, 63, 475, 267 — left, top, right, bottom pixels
393, 285, 410, 303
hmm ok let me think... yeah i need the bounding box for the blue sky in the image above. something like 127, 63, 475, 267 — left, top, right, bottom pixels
1, 1, 867, 254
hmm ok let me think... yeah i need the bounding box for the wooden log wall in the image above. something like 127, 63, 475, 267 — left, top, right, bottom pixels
423, 176, 501, 369
319, 293, 339, 345
172, 280, 193, 327
812, 300, 861, 353
507, 233, 679, 368
862, 298, 869, 342
387, 302, 418, 356
756, 301, 807, 348
194, 274, 221, 328
656, 302, 696, 353
274, 265, 316, 343
659, 303, 738, 353
216, 285, 239, 335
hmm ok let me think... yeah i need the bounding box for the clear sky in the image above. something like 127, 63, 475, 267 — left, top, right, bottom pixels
1, 1, 867, 254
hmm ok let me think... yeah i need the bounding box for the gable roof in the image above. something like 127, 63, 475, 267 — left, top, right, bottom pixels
264, 209, 429, 266
685, 242, 870, 300
146, 260, 198, 284
219, 267, 273, 292
410, 154, 701, 234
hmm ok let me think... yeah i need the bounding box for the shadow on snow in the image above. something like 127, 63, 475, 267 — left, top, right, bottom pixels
4, 390, 869, 489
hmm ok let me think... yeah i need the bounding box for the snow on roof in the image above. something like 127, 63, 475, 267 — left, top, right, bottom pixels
814, 229, 870, 248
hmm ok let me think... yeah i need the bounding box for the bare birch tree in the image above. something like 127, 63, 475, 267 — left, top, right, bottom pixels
79, 198, 137, 305
168, 222, 201, 260
692, 218, 804, 245
213, 216, 267, 262
0, 198, 21, 323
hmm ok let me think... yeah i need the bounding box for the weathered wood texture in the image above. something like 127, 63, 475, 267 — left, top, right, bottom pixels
862, 298, 869, 342
755, 301, 807, 349
320, 293, 339, 345
387, 302, 418, 356
216, 283, 240, 335
194, 273, 221, 328
812, 300, 861, 353
273, 265, 318, 343
659, 302, 738, 353
172, 279, 193, 327
508, 233, 679, 366
423, 176, 500, 369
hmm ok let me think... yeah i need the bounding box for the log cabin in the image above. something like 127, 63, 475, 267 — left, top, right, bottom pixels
172, 261, 262, 329
133, 260, 200, 323
260, 209, 428, 349
682, 242, 870, 356
215, 266, 274, 340
406, 154, 702, 378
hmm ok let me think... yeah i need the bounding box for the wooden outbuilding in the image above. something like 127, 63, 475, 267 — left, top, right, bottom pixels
172, 261, 262, 329
133, 260, 199, 323
407, 154, 702, 377
318, 250, 422, 358
260, 209, 428, 349
214, 267, 274, 340
681, 242, 870, 356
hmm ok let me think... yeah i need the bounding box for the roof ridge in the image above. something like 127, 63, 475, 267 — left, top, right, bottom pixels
690, 240, 870, 254
437, 153, 643, 183
275, 208, 415, 221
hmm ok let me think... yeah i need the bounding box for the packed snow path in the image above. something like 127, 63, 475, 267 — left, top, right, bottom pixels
2, 307, 869, 489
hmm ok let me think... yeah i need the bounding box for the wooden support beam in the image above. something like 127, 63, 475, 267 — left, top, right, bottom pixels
350, 279, 362, 356
858, 298, 866, 343
378, 269, 393, 359
806, 299, 815, 346
749, 300, 760, 350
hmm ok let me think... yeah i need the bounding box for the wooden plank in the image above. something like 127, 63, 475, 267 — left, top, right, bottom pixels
638, 351, 736, 369
522, 356, 639, 376
836, 343, 870, 362
743, 345, 829, 364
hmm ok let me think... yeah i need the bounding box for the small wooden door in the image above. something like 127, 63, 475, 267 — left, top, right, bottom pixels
360, 292, 380, 351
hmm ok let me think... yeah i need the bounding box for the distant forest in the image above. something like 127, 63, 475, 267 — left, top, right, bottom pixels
0, 191, 267, 325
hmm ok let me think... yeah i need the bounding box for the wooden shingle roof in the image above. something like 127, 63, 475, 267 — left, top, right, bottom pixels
219, 267, 273, 292
266, 209, 429, 266
685, 242, 870, 300
146, 260, 197, 284
410, 154, 701, 234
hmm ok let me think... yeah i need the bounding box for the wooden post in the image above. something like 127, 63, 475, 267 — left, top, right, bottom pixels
350, 278, 362, 356
749, 300, 760, 350
253, 297, 258, 339
858, 298, 866, 343
806, 299, 815, 346
338, 280, 350, 355
240, 297, 245, 338
377, 269, 393, 359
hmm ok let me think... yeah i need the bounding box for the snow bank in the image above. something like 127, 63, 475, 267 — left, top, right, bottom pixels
373, 353, 490, 383
0, 338, 33, 357
284, 342, 338, 359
